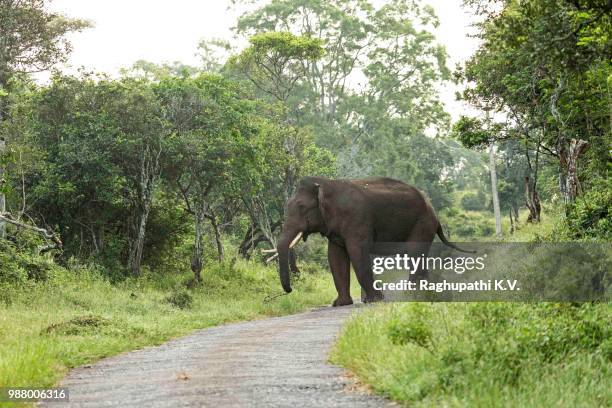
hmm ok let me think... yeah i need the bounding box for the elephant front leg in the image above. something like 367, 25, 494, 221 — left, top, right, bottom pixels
346, 240, 383, 303
328, 241, 353, 307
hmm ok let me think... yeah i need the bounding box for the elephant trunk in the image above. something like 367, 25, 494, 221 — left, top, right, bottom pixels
278, 226, 302, 293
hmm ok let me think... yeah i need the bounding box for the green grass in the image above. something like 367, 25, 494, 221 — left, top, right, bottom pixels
0, 258, 336, 398
440, 203, 563, 242
332, 206, 611, 407
500, 205, 562, 242
331, 302, 611, 407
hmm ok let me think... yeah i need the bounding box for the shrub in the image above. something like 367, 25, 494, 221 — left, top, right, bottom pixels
460, 191, 486, 211
25, 261, 52, 282
43, 315, 110, 336
0, 241, 29, 285
565, 177, 611, 240
165, 289, 193, 309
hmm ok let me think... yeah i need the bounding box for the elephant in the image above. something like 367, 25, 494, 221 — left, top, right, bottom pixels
276, 176, 471, 306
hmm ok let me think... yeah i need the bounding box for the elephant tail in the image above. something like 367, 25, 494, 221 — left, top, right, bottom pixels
436, 224, 476, 254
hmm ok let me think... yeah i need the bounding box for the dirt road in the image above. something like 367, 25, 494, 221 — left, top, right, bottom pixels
44, 305, 391, 407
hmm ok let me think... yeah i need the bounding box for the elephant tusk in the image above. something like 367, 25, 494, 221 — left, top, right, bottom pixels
261, 248, 277, 254
289, 232, 303, 248
265, 253, 279, 263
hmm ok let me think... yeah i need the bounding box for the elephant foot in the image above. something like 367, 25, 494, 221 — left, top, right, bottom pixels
362, 291, 384, 303
332, 296, 353, 307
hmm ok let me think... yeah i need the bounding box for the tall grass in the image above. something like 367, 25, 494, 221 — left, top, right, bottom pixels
331, 303, 611, 407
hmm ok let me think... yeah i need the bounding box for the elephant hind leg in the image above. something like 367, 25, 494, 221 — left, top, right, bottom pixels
328, 241, 353, 307
406, 220, 436, 281
345, 239, 383, 303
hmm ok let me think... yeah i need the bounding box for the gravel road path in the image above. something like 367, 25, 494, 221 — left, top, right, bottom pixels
43, 305, 392, 408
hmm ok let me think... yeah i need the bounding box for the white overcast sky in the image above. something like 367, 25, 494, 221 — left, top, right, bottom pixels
44, 0, 480, 120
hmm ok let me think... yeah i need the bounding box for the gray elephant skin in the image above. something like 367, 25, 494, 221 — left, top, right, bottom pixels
277, 176, 469, 306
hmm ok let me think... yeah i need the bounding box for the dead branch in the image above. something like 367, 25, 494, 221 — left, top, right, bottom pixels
0, 212, 62, 251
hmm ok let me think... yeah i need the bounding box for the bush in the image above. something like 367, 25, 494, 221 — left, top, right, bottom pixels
440, 211, 495, 239
460, 191, 486, 211
43, 315, 110, 336
565, 177, 611, 240
0, 241, 32, 285
165, 289, 193, 309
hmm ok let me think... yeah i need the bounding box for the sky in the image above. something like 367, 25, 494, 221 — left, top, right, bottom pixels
44, 0, 480, 120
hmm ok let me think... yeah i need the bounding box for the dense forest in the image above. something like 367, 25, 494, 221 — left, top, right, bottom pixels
0, 0, 479, 281
0, 0, 610, 403
2, 0, 607, 284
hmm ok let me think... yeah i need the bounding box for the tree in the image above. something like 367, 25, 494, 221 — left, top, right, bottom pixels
453, 115, 506, 229
234, 0, 374, 130
0, 0, 89, 238
489, 140, 502, 236
458, 0, 611, 208
0, 0, 89, 88
497, 140, 528, 229
22, 75, 129, 260
234, 0, 451, 164
239, 117, 335, 253
157, 74, 256, 281
24, 75, 169, 275
229, 31, 332, 261
111, 80, 167, 277
230, 31, 324, 103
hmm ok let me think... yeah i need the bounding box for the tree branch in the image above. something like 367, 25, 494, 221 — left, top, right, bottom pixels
0, 212, 62, 250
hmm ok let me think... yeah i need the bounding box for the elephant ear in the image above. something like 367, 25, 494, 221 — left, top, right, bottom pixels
315, 183, 328, 219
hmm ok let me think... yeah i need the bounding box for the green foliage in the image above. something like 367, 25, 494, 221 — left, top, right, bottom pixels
440, 209, 495, 239
248, 31, 324, 60
332, 302, 611, 406
457, 0, 611, 204
235, 0, 454, 200
387, 308, 432, 350
230, 32, 324, 101
15, 74, 171, 270
460, 191, 486, 211
453, 116, 489, 148
565, 177, 611, 240
165, 289, 193, 309
2, 70, 337, 278
0, 236, 56, 286
0, 0, 90, 87
43, 315, 111, 336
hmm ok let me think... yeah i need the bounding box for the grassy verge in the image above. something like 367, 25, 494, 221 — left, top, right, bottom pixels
331, 302, 611, 407
332, 207, 610, 406
0, 258, 336, 395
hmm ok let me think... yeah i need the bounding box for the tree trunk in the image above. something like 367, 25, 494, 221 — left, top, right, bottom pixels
558, 167, 569, 204
207, 208, 224, 262
191, 206, 206, 282
559, 138, 588, 202
127, 202, 151, 277
489, 142, 502, 238
509, 209, 515, 234
524, 176, 541, 223
238, 224, 258, 258
126, 144, 160, 276
512, 202, 519, 225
